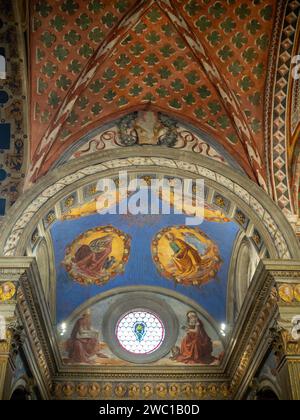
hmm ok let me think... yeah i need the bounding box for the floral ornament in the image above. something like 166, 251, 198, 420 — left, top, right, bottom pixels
185, 0, 201, 17
42, 62, 57, 78
118, 113, 138, 146
157, 113, 178, 147
56, 75, 71, 91
40, 31, 56, 48
88, 0, 104, 14
50, 15, 66, 32
35, 0, 52, 18
76, 13, 91, 31
61, 0, 79, 16
64, 30, 81, 46
102, 12, 117, 28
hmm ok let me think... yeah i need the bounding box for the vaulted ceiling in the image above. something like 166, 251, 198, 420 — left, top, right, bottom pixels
29, 0, 276, 186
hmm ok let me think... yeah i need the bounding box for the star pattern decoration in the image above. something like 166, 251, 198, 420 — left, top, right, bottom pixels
30, 0, 275, 184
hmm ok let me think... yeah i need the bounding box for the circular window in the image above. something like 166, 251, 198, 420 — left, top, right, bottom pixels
116, 310, 165, 355
102, 293, 179, 364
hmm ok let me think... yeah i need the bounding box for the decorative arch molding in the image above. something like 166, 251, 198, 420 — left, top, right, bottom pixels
234, 239, 253, 308
0, 148, 299, 260
9, 377, 31, 401
32, 232, 56, 319
266, 0, 300, 215
291, 144, 300, 231
244, 377, 281, 401
51, 111, 244, 174
227, 231, 259, 325
255, 379, 282, 401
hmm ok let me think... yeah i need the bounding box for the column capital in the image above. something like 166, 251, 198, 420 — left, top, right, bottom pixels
229, 260, 300, 399
0, 259, 29, 344
0, 257, 52, 399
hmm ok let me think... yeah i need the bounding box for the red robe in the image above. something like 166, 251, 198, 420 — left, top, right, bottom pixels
176, 319, 214, 365
67, 317, 98, 363
73, 242, 112, 278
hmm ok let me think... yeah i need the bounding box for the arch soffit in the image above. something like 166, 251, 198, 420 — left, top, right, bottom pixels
0, 147, 299, 260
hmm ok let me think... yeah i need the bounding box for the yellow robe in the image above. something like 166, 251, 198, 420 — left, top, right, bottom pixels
171, 239, 201, 277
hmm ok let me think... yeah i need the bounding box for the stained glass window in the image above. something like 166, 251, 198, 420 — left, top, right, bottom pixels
116, 310, 165, 354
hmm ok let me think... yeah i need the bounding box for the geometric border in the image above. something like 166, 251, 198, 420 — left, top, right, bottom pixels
268, 0, 300, 214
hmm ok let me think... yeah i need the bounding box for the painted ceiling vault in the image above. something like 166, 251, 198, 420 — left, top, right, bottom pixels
29, 0, 276, 186
1, 0, 300, 402
48, 180, 240, 368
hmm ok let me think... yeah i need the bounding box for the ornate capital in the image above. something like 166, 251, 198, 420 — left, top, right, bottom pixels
0, 316, 24, 358
229, 260, 300, 399
0, 258, 53, 398
271, 324, 300, 357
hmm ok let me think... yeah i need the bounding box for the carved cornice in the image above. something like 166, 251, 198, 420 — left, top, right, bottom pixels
0, 258, 55, 398
227, 261, 300, 396
54, 369, 226, 381
271, 271, 300, 280
230, 287, 277, 394
17, 274, 55, 392
271, 327, 300, 358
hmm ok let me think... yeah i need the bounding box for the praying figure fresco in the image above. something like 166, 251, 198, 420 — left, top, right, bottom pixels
62, 226, 131, 286
170, 311, 217, 365
152, 226, 222, 286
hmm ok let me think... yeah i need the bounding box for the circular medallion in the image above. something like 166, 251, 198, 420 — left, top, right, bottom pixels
63, 226, 131, 286
294, 284, 300, 302
152, 226, 222, 286
0, 282, 16, 302
278, 284, 294, 303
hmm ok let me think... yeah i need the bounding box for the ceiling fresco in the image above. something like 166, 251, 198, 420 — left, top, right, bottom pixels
51, 181, 239, 367
57, 291, 225, 367
55, 110, 240, 170
51, 186, 240, 325
29, 0, 275, 185
0, 0, 300, 400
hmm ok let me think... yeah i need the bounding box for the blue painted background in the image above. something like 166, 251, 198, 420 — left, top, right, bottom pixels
51, 199, 239, 325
